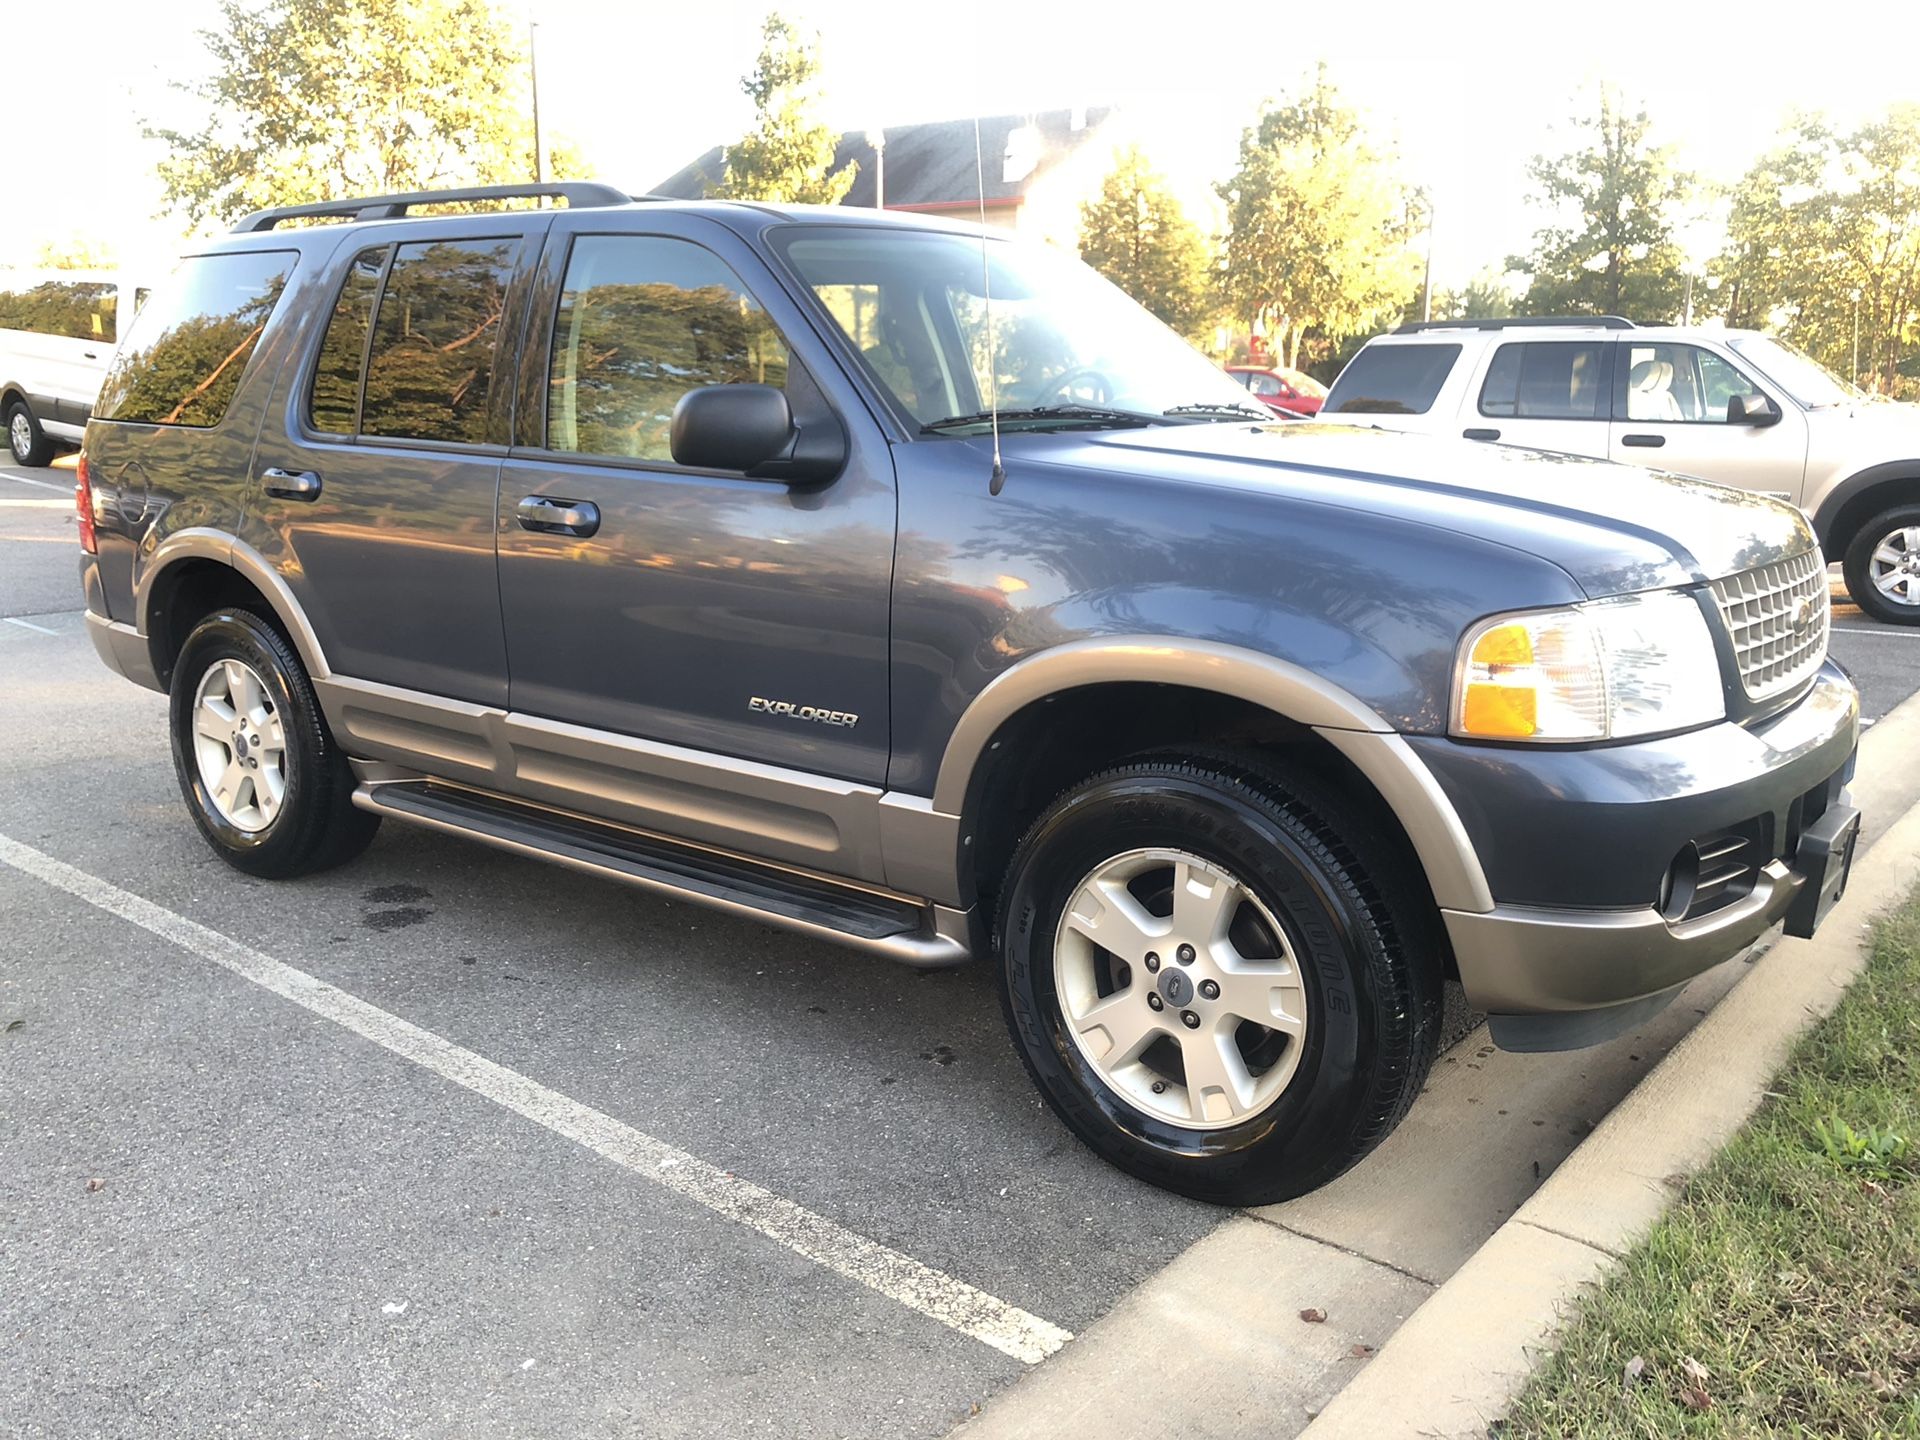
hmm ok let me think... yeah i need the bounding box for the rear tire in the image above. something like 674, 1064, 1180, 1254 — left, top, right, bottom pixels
169, 608, 379, 878
994, 753, 1442, 1205
1842, 504, 1920, 626
7, 400, 54, 467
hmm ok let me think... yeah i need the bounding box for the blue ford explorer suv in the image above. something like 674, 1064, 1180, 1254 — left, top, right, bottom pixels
77, 183, 1860, 1203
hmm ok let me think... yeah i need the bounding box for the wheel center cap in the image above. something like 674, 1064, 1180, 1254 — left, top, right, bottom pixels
235, 733, 250, 758
1158, 969, 1194, 1007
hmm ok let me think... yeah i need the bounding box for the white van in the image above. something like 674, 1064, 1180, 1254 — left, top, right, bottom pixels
1, 270, 152, 466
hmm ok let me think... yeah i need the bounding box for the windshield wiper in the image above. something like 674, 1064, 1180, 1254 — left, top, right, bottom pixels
921, 403, 1159, 433
1162, 401, 1271, 421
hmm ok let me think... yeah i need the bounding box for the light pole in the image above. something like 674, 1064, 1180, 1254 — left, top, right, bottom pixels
529, 20, 544, 185
868, 127, 886, 209
1851, 288, 1862, 386
1419, 191, 1434, 324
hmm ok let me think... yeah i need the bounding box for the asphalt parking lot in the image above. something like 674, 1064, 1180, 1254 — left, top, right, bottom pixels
5, 458, 1918, 1438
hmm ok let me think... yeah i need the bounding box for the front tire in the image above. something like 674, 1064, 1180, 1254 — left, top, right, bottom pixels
169, 608, 379, 878
7, 400, 54, 467
995, 755, 1441, 1205
1843, 505, 1920, 626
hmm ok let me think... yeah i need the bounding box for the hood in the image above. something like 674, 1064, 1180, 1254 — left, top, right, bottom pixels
1048, 422, 1816, 596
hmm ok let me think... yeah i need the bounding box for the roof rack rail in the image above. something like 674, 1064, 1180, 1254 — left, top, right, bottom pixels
232, 182, 634, 233
1393, 315, 1634, 334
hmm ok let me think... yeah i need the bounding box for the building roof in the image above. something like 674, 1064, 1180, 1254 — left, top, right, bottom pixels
651, 107, 1115, 210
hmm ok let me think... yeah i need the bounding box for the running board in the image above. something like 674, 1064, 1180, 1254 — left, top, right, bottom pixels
353, 780, 974, 968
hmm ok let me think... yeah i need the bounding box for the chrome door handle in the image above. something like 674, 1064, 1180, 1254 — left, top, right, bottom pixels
262, 466, 322, 500
516, 495, 600, 537
1620, 433, 1666, 448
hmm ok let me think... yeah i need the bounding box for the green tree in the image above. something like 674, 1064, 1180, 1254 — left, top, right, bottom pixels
149, 0, 579, 226
1078, 146, 1215, 341
1720, 106, 1920, 392
1219, 66, 1420, 369
712, 14, 855, 205
1508, 90, 1688, 321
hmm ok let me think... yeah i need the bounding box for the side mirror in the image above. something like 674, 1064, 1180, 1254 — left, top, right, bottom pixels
670, 383, 847, 484
1727, 392, 1782, 427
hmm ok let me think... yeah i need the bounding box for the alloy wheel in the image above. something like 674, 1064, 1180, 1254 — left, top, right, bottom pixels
191, 658, 289, 832
1052, 848, 1309, 1129
1868, 525, 1920, 607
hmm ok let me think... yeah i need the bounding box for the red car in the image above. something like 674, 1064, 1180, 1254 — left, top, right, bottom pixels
1225, 365, 1327, 417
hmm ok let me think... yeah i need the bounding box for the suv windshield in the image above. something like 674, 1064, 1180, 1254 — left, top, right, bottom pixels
1726, 335, 1856, 408
773, 227, 1257, 430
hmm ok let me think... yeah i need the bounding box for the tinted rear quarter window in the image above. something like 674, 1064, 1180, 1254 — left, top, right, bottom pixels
1324, 343, 1460, 416
96, 251, 293, 427
360, 239, 517, 445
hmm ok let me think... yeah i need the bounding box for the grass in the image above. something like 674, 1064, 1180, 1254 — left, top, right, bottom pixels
1501, 887, 1920, 1439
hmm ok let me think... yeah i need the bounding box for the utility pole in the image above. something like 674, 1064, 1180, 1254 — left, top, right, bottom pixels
870, 127, 886, 209
530, 20, 544, 185
1421, 193, 1435, 323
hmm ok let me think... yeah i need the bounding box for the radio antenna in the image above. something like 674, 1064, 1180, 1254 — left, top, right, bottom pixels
972, 116, 1007, 496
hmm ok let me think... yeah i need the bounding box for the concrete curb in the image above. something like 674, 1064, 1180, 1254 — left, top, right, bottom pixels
1298, 721, 1920, 1439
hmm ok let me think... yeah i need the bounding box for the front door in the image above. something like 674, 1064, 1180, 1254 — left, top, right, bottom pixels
250, 216, 549, 706
1607, 339, 1810, 503
495, 213, 895, 792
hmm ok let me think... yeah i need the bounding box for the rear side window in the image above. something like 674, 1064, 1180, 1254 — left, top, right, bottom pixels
545, 235, 789, 462
0, 280, 119, 343
96, 251, 293, 428
360, 239, 517, 445
1479, 341, 1606, 419
308, 246, 388, 434
1323, 344, 1459, 416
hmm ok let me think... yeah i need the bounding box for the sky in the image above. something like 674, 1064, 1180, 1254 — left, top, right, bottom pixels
5, 0, 1917, 285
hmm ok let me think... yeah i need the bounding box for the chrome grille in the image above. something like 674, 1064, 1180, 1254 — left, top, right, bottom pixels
1710, 549, 1829, 702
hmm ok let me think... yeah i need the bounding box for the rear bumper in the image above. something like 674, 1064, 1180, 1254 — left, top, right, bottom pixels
1425, 661, 1860, 1048
85, 609, 162, 692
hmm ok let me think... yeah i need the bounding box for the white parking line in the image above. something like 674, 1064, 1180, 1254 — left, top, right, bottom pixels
1833, 625, 1920, 641
0, 472, 70, 492
2, 617, 57, 635
0, 833, 1073, 1365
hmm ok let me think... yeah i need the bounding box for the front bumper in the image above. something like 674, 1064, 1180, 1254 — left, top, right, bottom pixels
1417, 661, 1860, 1048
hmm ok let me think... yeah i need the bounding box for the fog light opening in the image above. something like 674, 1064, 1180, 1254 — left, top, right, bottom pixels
1659, 842, 1701, 922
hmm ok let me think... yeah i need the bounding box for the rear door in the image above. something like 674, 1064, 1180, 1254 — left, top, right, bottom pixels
496, 210, 895, 786
1465, 338, 1613, 458
1607, 339, 1809, 502
248, 216, 549, 707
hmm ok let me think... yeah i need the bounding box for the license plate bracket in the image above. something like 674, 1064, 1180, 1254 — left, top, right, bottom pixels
1784, 796, 1861, 940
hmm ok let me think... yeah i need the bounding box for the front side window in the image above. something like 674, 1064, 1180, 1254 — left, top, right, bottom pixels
545, 235, 789, 462
1479, 341, 1606, 419
1246, 373, 1283, 397
1323, 343, 1460, 416
1622, 343, 1761, 423
96, 252, 293, 428
0, 280, 118, 343
360, 238, 517, 445
308, 246, 388, 434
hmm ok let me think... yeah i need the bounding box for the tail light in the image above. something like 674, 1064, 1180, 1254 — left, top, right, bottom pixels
76, 455, 97, 555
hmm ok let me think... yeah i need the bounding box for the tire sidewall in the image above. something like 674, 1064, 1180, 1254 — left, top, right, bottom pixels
169, 611, 314, 865
999, 772, 1384, 1198
1844, 504, 1920, 626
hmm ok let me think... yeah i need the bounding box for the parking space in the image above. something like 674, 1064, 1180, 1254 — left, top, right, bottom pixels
6, 458, 1920, 1437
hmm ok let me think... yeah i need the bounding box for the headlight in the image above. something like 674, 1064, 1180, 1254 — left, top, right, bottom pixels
1452, 591, 1726, 742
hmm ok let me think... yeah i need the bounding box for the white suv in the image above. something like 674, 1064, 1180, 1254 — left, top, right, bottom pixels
1, 270, 151, 466
1317, 318, 1920, 625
